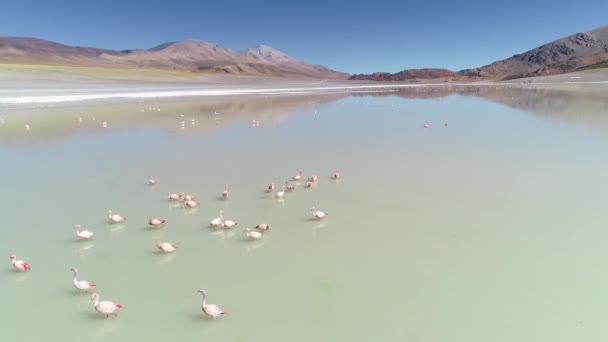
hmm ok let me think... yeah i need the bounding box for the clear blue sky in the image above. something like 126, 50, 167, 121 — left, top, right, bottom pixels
1, 0, 607, 74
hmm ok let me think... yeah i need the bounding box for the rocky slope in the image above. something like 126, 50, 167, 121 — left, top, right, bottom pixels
350, 24, 608, 81
0, 37, 348, 79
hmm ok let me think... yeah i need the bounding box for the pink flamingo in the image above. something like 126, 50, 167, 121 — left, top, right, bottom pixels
167, 192, 181, 201
182, 194, 196, 201
267, 183, 275, 192
197, 290, 226, 319
244, 228, 263, 240
74, 225, 94, 240
311, 206, 328, 219
184, 199, 199, 208
292, 171, 303, 181
148, 176, 157, 185
308, 175, 318, 182
305, 181, 313, 188
9, 255, 31, 272
148, 218, 166, 227
274, 185, 285, 198
71, 268, 96, 292
255, 223, 270, 232
222, 184, 229, 199
108, 210, 126, 223
90, 293, 123, 318
156, 242, 178, 253
332, 171, 340, 180
284, 181, 295, 192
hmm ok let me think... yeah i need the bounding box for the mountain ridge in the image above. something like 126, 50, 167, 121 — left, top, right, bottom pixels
0, 37, 349, 79
350, 24, 608, 81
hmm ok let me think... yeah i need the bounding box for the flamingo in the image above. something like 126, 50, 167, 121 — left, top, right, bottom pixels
167, 192, 181, 201
308, 175, 319, 182
148, 176, 157, 185
332, 171, 340, 180
254, 223, 270, 232
184, 199, 199, 208
90, 293, 123, 318
74, 225, 94, 240
222, 184, 229, 199
209, 210, 224, 227
292, 171, 303, 181
311, 206, 328, 219
221, 216, 238, 229
284, 181, 295, 192
70, 268, 96, 292
305, 181, 313, 188
182, 194, 196, 201
148, 218, 166, 227
274, 185, 285, 198
267, 183, 275, 192
244, 228, 263, 240
156, 242, 178, 253
9, 255, 31, 272
108, 210, 126, 223
197, 290, 226, 319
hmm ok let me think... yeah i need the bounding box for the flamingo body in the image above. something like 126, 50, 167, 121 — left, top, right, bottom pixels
255, 223, 270, 232
90, 293, 122, 318
245, 228, 263, 240
148, 176, 157, 185
198, 290, 225, 319
156, 242, 178, 253
148, 218, 166, 227
108, 210, 126, 223
184, 200, 199, 208
9, 255, 31, 272
311, 206, 328, 219
71, 268, 96, 292
74, 225, 94, 240
167, 192, 181, 201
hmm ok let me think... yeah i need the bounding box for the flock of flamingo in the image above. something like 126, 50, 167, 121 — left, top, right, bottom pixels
9, 169, 338, 319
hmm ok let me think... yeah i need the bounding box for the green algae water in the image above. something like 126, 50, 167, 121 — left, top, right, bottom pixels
2, 86, 608, 342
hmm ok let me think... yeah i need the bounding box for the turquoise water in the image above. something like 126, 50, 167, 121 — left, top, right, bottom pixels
2, 87, 608, 341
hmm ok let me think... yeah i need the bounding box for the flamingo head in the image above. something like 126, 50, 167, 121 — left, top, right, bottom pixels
74, 225, 81, 230
155, 242, 162, 249
9, 255, 16, 261
244, 228, 251, 233
108, 210, 112, 214
198, 290, 207, 296
70, 267, 78, 273
311, 206, 316, 212
90, 293, 99, 302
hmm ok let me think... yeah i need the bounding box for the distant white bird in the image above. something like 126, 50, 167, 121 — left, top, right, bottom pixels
71, 268, 96, 292
108, 210, 126, 223
292, 171, 303, 181
90, 293, 123, 318
156, 242, 177, 253
274, 185, 285, 198
182, 194, 196, 201
197, 290, 226, 319
221, 216, 238, 229
254, 223, 270, 232
332, 171, 340, 180
74, 225, 94, 240
167, 192, 181, 201
9, 255, 31, 272
148, 176, 157, 185
184, 199, 199, 208
244, 228, 263, 240
148, 218, 166, 227
311, 206, 328, 219
284, 181, 295, 192
210, 210, 224, 227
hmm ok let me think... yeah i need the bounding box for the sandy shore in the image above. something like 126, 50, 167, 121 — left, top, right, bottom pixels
1, 63, 607, 108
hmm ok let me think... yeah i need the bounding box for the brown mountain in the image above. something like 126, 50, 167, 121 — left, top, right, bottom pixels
350, 24, 608, 81
0, 37, 349, 79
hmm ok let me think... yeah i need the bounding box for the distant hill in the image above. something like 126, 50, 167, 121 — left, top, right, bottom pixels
350, 24, 608, 81
0, 37, 349, 79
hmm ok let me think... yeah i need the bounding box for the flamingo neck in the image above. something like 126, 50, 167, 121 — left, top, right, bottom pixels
73, 271, 78, 284
201, 292, 207, 307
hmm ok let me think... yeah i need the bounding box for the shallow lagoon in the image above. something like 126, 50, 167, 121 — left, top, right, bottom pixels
2, 86, 608, 341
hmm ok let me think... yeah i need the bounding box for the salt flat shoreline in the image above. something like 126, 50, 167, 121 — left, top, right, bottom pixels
1, 66, 606, 108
